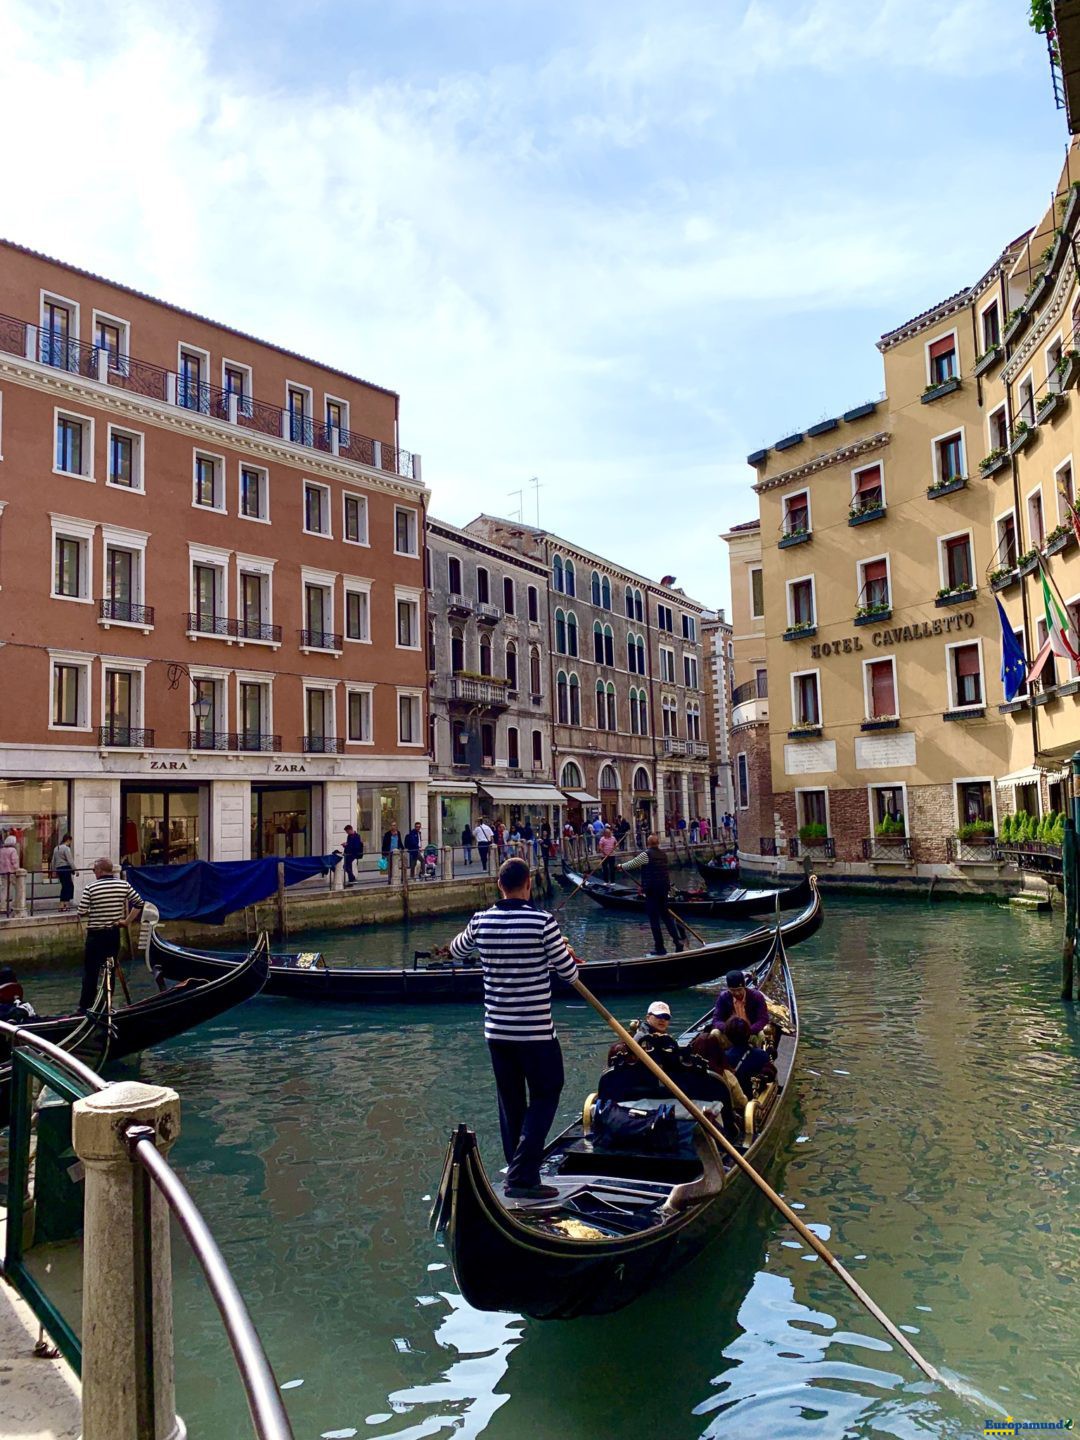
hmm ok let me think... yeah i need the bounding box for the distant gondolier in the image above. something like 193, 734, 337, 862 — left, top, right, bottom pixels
76, 858, 143, 1012
620, 833, 685, 957
449, 857, 579, 1200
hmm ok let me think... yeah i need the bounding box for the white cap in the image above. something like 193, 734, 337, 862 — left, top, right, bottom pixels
646, 1001, 671, 1018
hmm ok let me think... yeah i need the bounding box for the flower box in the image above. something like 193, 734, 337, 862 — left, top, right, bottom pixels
848, 505, 886, 526
861, 717, 900, 731
927, 476, 967, 499
1024, 271, 1052, 312
843, 401, 878, 421
775, 432, 804, 452
979, 449, 1010, 478
990, 568, 1019, 593
921, 377, 961, 404
1009, 424, 1038, 456
935, 587, 977, 607
943, 707, 985, 721
1031, 687, 1059, 707
787, 725, 822, 739
778, 529, 812, 549
1057, 679, 1080, 698
1017, 550, 1040, 576
1044, 525, 1076, 556
782, 624, 817, 641
854, 607, 891, 626
1058, 352, 1080, 390
806, 418, 839, 437
973, 345, 1003, 378
1003, 308, 1029, 344
998, 699, 1026, 714
1036, 390, 1065, 423
746, 448, 769, 466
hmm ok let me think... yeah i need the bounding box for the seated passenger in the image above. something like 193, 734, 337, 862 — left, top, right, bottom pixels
0, 964, 35, 1022
722, 1016, 776, 1092
711, 969, 769, 1036
634, 999, 672, 1040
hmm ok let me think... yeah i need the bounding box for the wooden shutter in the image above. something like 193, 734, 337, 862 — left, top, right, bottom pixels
856, 466, 881, 496
929, 335, 955, 360
870, 661, 895, 717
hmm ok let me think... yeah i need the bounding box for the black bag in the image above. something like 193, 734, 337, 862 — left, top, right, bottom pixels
591, 1098, 679, 1151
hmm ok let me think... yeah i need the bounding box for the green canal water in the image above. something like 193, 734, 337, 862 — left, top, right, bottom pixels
25, 894, 1080, 1438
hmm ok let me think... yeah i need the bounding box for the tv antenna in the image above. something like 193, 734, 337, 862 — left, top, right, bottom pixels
528, 475, 542, 526
507, 489, 524, 521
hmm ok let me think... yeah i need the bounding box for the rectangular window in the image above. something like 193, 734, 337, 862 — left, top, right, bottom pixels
394, 507, 418, 556
109, 430, 137, 488
683, 654, 699, 688
659, 647, 675, 683
853, 464, 883, 508
783, 491, 810, 536
989, 405, 1009, 451
448, 555, 462, 593
193, 677, 218, 741
54, 536, 84, 598
1057, 463, 1074, 522
793, 671, 820, 726
55, 415, 87, 475
797, 789, 828, 830
937, 433, 964, 482
996, 513, 1017, 568
859, 558, 889, 610
52, 663, 84, 727
240, 467, 268, 521
193, 564, 220, 626
866, 658, 897, 719
95, 318, 124, 368
1036, 619, 1057, 689
957, 780, 993, 826
944, 535, 973, 590
398, 692, 421, 744
507, 726, 520, 768
681, 614, 697, 641
239, 682, 267, 744
326, 399, 346, 433
288, 387, 311, 445
305, 687, 332, 741
178, 349, 207, 412
736, 753, 749, 809
532, 729, 543, 765
951, 644, 983, 707
106, 547, 136, 606
928, 333, 957, 383
304, 483, 330, 536
503, 576, 516, 615
345, 588, 370, 642
476, 567, 490, 604
104, 669, 134, 729
343, 493, 368, 544
396, 596, 419, 648
347, 689, 372, 742
871, 785, 906, 830
749, 567, 764, 619
528, 585, 539, 622
1028, 490, 1045, 548
789, 578, 814, 625
41, 299, 73, 368
224, 365, 250, 411
982, 302, 1000, 351
656, 603, 673, 632
194, 454, 222, 510
1019, 377, 1035, 427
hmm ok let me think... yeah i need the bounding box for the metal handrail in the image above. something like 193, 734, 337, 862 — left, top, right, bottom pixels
0, 1019, 295, 1440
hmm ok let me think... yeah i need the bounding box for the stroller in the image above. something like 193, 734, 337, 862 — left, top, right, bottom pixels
422, 843, 440, 880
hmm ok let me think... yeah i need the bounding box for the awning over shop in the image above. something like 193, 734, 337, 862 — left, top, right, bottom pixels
997, 767, 1042, 789
562, 788, 601, 805
478, 783, 566, 805
430, 780, 478, 794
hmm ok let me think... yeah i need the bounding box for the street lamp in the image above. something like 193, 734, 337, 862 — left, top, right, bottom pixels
191, 694, 212, 723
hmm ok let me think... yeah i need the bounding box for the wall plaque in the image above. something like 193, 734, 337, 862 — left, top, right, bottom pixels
783, 740, 837, 775
855, 732, 917, 770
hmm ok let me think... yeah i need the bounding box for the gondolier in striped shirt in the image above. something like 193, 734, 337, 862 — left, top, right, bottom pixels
76, 857, 144, 1012
449, 857, 580, 1201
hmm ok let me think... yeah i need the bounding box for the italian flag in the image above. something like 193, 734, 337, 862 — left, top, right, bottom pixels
1042, 567, 1080, 663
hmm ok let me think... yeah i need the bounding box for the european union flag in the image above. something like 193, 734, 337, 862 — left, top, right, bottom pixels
996, 596, 1027, 702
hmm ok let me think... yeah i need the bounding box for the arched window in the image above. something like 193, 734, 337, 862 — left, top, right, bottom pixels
567, 611, 579, 657
636, 635, 646, 674
556, 670, 568, 724
450, 626, 465, 674
593, 620, 604, 664
507, 725, 519, 768
479, 633, 492, 676
606, 681, 617, 731
532, 729, 543, 766
595, 680, 606, 729
603, 624, 614, 667
687, 704, 700, 741
528, 585, 539, 621
564, 559, 576, 597
629, 687, 640, 735
503, 576, 515, 614
627, 633, 637, 673
555, 608, 566, 654
634, 588, 644, 622
625, 585, 635, 618
569, 672, 581, 724
561, 759, 583, 789
530, 646, 542, 694
662, 696, 678, 738
601, 576, 611, 611
639, 692, 648, 734
552, 555, 564, 592
591, 571, 602, 606
600, 763, 619, 793
634, 766, 651, 793
505, 641, 518, 689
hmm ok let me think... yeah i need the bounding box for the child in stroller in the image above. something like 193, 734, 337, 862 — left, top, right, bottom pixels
422, 842, 440, 880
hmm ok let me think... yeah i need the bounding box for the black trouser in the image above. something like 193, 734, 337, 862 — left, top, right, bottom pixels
478, 842, 491, 870
487, 1038, 564, 1188
56, 866, 74, 903
601, 855, 616, 883
344, 855, 356, 883
643, 890, 683, 953
80, 926, 121, 1011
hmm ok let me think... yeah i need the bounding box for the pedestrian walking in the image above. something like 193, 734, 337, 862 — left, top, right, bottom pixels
381, 821, 403, 884
76, 858, 143, 1012
405, 821, 423, 877
449, 857, 580, 1200
342, 824, 363, 885
461, 823, 475, 867
0, 835, 18, 916
474, 818, 494, 871
51, 832, 76, 910
619, 834, 685, 957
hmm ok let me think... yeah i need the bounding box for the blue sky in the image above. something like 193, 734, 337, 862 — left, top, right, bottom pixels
0, 0, 1069, 611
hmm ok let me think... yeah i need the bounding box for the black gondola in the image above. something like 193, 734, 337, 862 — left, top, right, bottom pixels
148, 880, 822, 1003
430, 920, 800, 1318
562, 867, 813, 920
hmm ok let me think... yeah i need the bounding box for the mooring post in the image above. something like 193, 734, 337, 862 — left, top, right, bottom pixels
72, 1081, 185, 1440
276, 860, 286, 942
1064, 751, 1080, 1001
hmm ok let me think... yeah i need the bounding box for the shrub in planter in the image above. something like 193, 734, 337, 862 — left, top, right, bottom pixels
957, 820, 995, 842
980, 447, 1008, 473
989, 566, 1015, 587
798, 822, 828, 844
875, 815, 906, 839
1050, 813, 1066, 845
1017, 548, 1040, 570
999, 813, 1014, 843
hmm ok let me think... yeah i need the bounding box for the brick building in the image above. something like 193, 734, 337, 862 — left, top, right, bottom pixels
701, 607, 734, 825
0, 241, 429, 875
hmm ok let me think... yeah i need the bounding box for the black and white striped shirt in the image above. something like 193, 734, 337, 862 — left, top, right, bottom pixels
449, 899, 578, 1041
78, 877, 143, 929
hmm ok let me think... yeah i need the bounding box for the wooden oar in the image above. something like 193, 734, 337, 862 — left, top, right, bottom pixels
667, 905, 706, 948
553, 876, 586, 915
567, 972, 942, 1386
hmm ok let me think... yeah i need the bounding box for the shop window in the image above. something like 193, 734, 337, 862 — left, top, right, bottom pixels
0, 779, 70, 871
251, 784, 311, 859
123, 786, 203, 865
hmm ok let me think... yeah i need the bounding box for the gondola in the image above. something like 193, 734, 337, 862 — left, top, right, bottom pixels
562, 867, 813, 921
148, 879, 821, 1003
430, 918, 800, 1318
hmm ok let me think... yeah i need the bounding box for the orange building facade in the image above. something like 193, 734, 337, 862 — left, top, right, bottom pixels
0, 241, 429, 874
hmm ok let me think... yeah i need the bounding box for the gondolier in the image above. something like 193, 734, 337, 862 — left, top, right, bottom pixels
449, 857, 580, 1201
619, 833, 685, 957
76, 858, 143, 1012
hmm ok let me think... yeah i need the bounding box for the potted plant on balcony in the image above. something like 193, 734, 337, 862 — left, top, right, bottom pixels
927, 473, 967, 498
779, 522, 810, 548
855, 599, 890, 621
979, 446, 1009, 476
848, 497, 885, 524
957, 820, 995, 846
797, 821, 828, 847
988, 564, 1018, 591
1044, 521, 1075, 556
783, 619, 816, 640
1017, 547, 1040, 576
874, 815, 906, 845
936, 583, 976, 605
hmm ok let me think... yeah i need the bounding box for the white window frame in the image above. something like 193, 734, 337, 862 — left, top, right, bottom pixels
682, 653, 699, 689
221, 358, 254, 416
302, 679, 337, 744
1054, 455, 1075, 524
188, 543, 232, 634
795, 786, 831, 835
790, 667, 822, 728
862, 653, 899, 721
343, 577, 372, 645
1045, 331, 1064, 391
1026, 484, 1045, 549
48, 648, 93, 732
342, 490, 369, 546
856, 552, 892, 608
101, 523, 150, 627
235, 553, 277, 647
987, 402, 1009, 451
105, 423, 144, 493
285, 380, 314, 428
176, 342, 211, 414
238, 463, 270, 524
299, 565, 339, 654
781, 487, 812, 536
978, 298, 1001, 353
192, 449, 226, 513
937, 528, 975, 592
866, 781, 908, 835
50, 514, 95, 604
659, 645, 676, 683
40, 290, 80, 344
396, 687, 424, 746
945, 637, 986, 712
681, 613, 697, 642
394, 585, 422, 650
235, 670, 274, 741
931, 426, 966, 484
1067, 590, 1080, 680
187, 666, 230, 739
748, 565, 764, 620
99, 655, 148, 732
924, 326, 959, 385
394, 505, 419, 558
995, 509, 1018, 566
851, 460, 886, 508
324, 392, 350, 437
1018, 370, 1036, 427
302, 479, 332, 538
53, 407, 94, 481
736, 752, 750, 810
954, 776, 998, 833
91, 310, 130, 373
785, 572, 816, 628
345, 683, 374, 745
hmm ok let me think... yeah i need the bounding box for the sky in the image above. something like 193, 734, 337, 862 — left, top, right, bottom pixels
0, 0, 1070, 612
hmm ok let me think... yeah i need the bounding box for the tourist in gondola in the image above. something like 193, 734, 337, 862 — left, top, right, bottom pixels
448, 856, 580, 1201
722, 1016, 776, 1090
619, 833, 685, 957
711, 969, 769, 1036
633, 999, 672, 1039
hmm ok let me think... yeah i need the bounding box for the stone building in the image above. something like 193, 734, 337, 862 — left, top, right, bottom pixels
721, 520, 774, 854
701, 607, 734, 825
424, 517, 562, 843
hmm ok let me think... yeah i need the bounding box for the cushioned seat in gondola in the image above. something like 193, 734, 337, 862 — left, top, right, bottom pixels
557, 1137, 703, 1183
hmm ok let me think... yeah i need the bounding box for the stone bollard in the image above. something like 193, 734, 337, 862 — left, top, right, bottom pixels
14, 866, 27, 916
72, 1081, 186, 1440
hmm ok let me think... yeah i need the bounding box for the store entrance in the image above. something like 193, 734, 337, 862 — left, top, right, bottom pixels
251, 784, 316, 859
121, 786, 204, 866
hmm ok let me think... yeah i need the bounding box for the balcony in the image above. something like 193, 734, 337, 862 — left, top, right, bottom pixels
861, 836, 913, 863
98, 598, 154, 628
234, 617, 282, 644
186, 613, 282, 643
788, 835, 836, 859
302, 735, 345, 754
299, 628, 343, 652
447, 593, 473, 618
475, 603, 502, 625
449, 676, 510, 709
187, 611, 232, 639
661, 737, 709, 758
98, 725, 154, 748
237, 732, 282, 753
0, 309, 418, 481
732, 677, 768, 728
187, 730, 238, 751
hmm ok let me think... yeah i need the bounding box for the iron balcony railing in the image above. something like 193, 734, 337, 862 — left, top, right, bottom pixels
185, 613, 282, 642
299, 629, 343, 651
0, 309, 415, 480
862, 836, 913, 861
235, 618, 282, 643
98, 725, 155, 748
237, 732, 282, 753
732, 676, 767, 706
302, 735, 345, 754
187, 730, 239, 751
945, 836, 1003, 863
187, 611, 232, 638
787, 835, 836, 858
99, 598, 155, 626
759, 837, 778, 857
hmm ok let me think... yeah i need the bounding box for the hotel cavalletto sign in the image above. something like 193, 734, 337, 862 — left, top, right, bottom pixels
809, 611, 975, 660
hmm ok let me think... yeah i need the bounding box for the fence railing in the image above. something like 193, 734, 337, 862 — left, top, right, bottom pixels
861, 836, 913, 861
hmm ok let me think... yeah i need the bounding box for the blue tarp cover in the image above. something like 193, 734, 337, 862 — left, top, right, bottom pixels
126, 855, 340, 925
